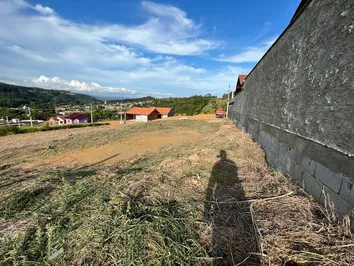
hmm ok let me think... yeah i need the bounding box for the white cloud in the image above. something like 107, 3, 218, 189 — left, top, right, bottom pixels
91, 1, 220, 55
33, 4, 55, 15
6, 44, 49, 62
13, 75, 172, 98
0, 0, 250, 97
216, 37, 278, 63
31, 75, 136, 95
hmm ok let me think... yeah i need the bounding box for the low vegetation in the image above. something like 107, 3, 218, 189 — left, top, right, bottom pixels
0, 122, 109, 136
143, 95, 227, 116
0, 120, 353, 265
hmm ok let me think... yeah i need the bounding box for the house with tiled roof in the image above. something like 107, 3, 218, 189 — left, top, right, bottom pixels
56, 113, 89, 124
44, 117, 60, 125
235, 74, 248, 94
215, 108, 225, 118
154, 107, 174, 118
125, 107, 174, 122
64, 113, 89, 124
57, 115, 66, 125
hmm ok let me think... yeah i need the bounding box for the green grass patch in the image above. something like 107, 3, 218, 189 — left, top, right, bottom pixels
0, 169, 208, 265
0, 123, 109, 136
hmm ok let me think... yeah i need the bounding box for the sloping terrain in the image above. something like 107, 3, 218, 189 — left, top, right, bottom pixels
0, 120, 353, 265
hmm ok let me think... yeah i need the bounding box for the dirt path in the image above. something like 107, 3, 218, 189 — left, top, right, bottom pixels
41, 130, 200, 168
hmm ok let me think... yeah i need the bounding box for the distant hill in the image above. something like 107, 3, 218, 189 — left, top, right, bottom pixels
0, 82, 99, 107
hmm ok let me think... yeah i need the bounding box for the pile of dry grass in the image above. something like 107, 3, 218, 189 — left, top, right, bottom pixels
210, 121, 354, 265
117, 120, 354, 265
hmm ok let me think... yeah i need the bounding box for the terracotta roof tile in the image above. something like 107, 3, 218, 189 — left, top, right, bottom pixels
64, 113, 88, 120
126, 107, 157, 115
154, 107, 172, 115
216, 108, 225, 114
238, 74, 248, 84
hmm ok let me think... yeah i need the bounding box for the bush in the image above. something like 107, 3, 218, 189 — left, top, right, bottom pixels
0, 123, 109, 137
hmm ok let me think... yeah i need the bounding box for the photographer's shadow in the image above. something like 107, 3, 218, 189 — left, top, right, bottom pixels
204, 150, 260, 265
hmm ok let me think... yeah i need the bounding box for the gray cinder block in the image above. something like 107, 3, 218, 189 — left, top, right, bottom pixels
299, 156, 317, 176
315, 164, 343, 193
279, 142, 288, 156
320, 186, 353, 216
289, 163, 304, 184
339, 177, 354, 205
303, 172, 323, 200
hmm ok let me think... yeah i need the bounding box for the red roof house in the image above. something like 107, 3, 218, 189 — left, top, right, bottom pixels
57, 113, 89, 124
216, 108, 226, 118
126, 107, 174, 122
236, 74, 248, 94
155, 107, 174, 118
126, 107, 160, 122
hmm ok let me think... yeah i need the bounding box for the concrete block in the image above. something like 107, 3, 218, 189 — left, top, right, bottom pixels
266, 150, 277, 166
320, 186, 353, 216
269, 135, 276, 147
285, 156, 293, 173
299, 156, 317, 176
277, 154, 292, 176
273, 156, 283, 171
272, 138, 279, 149
303, 172, 323, 200
285, 148, 295, 160
289, 163, 304, 184
339, 176, 354, 205
260, 132, 267, 146
258, 132, 264, 144
264, 132, 270, 143
277, 163, 288, 175
264, 142, 275, 155
279, 142, 288, 155
314, 164, 343, 193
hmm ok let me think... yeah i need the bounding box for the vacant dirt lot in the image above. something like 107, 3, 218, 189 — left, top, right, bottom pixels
1, 119, 353, 265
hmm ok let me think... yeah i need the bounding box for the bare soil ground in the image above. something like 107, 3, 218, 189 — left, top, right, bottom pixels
165, 114, 218, 120
0, 119, 353, 265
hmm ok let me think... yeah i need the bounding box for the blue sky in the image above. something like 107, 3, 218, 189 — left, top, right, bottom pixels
0, 0, 300, 99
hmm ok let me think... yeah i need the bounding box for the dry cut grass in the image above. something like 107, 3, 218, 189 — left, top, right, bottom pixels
0, 119, 353, 265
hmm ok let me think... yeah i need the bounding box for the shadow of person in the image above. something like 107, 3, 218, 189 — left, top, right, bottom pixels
204, 150, 260, 266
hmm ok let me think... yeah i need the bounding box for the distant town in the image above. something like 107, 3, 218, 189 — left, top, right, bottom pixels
0, 98, 155, 126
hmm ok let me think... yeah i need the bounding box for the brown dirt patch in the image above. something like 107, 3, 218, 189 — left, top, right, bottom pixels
165, 114, 219, 120
40, 129, 200, 168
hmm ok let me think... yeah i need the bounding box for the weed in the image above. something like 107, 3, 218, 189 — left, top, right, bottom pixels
0, 123, 109, 136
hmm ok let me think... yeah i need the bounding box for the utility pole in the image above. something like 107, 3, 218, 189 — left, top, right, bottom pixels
29, 107, 33, 127
90, 103, 93, 123
23, 106, 33, 126
226, 85, 231, 118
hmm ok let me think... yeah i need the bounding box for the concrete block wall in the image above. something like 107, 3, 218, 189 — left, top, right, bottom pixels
228, 0, 354, 218
229, 112, 354, 217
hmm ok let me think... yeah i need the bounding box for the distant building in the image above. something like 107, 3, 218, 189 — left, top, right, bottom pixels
125, 107, 173, 122
235, 74, 248, 94
44, 117, 60, 125
216, 108, 226, 118
58, 115, 66, 125
56, 113, 89, 124
155, 107, 174, 119
58, 111, 73, 115
64, 113, 89, 124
